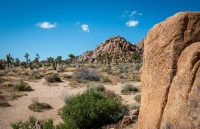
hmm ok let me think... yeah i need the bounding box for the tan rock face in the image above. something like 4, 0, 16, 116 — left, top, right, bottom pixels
138, 12, 200, 129
78, 36, 141, 62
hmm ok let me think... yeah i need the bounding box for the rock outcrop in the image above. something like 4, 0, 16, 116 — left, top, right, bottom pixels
139, 12, 200, 129
78, 36, 141, 62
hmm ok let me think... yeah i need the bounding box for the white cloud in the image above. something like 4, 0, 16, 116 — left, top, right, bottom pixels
36, 22, 56, 29
75, 22, 80, 25
81, 24, 89, 33
130, 11, 137, 17
126, 20, 139, 27
139, 13, 142, 16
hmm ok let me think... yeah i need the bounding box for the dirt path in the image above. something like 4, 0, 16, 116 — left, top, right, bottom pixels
0, 78, 140, 129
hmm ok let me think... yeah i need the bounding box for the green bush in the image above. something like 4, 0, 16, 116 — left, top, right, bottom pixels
101, 76, 111, 82
121, 83, 138, 94
45, 73, 62, 83
14, 82, 32, 91
73, 68, 101, 81
62, 89, 124, 128
135, 95, 141, 103
62, 94, 75, 104
87, 82, 105, 92
10, 116, 55, 129
30, 69, 41, 79
132, 73, 140, 82
63, 74, 72, 79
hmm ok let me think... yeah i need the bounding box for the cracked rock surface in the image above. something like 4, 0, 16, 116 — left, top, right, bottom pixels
138, 12, 200, 129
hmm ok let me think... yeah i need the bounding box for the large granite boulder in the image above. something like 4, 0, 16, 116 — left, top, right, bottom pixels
138, 12, 200, 129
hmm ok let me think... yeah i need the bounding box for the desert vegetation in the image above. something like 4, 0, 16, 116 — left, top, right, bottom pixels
0, 45, 142, 129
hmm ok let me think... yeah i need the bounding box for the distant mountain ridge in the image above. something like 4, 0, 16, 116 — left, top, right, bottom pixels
78, 36, 143, 62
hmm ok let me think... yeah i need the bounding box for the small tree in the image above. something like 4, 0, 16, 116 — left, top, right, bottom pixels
103, 52, 112, 65
15, 58, 20, 67
56, 56, 62, 65
6, 54, 12, 68
68, 54, 75, 63
49, 57, 57, 70
34, 53, 40, 67
24, 53, 30, 68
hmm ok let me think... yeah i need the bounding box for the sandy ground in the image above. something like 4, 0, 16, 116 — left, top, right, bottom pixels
0, 76, 141, 129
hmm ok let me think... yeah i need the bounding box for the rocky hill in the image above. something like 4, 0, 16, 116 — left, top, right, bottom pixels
78, 36, 142, 62
139, 12, 200, 129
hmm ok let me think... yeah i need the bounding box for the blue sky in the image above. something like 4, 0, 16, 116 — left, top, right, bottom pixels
0, 0, 199, 61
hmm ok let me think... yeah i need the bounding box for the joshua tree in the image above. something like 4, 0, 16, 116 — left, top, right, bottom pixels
34, 53, 40, 67
56, 56, 62, 65
24, 53, 30, 68
15, 58, 20, 67
132, 51, 141, 64
98, 54, 104, 65
103, 52, 112, 65
6, 54, 12, 68
49, 57, 56, 70
68, 54, 75, 63
10, 57, 15, 67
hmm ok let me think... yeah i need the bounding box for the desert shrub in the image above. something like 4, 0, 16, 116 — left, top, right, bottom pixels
0, 71, 6, 76
121, 83, 138, 94
0, 77, 5, 83
102, 67, 112, 74
119, 73, 129, 79
73, 68, 101, 81
101, 76, 111, 82
135, 95, 141, 103
132, 73, 140, 82
28, 98, 52, 112
119, 68, 128, 73
56, 119, 77, 129
11, 68, 18, 73
10, 116, 55, 129
134, 63, 142, 71
0, 97, 10, 107
88, 64, 96, 69
101, 89, 122, 102
4, 68, 10, 74
30, 69, 41, 79
131, 105, 140, 110
45, 73, 62, 83
107, 70, 112, 74
102, 67, 110, 72
63, 74, 72, 79
62, 89, 125, 128
14, 82, 32, 91
62, 94, 75, 104
57, 65, 66, 73
87, 82, 105, 92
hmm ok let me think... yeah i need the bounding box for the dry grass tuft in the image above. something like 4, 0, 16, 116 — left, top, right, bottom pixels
28, 97, 52, 112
